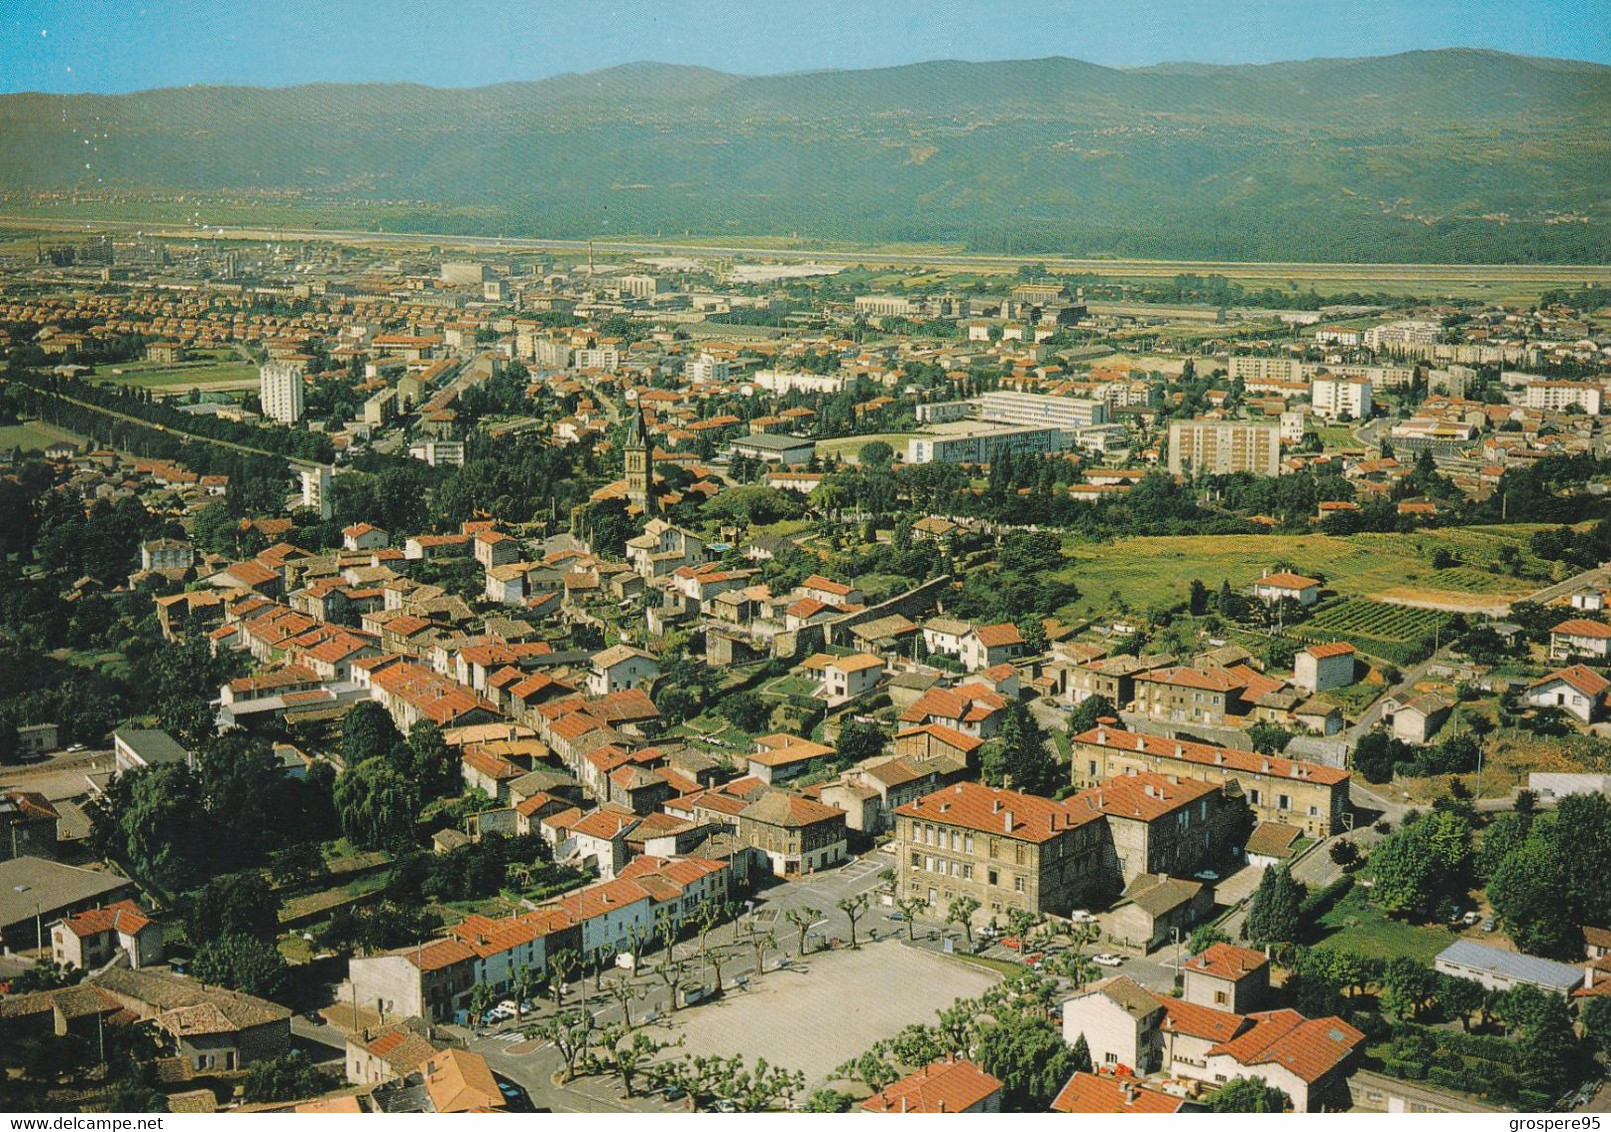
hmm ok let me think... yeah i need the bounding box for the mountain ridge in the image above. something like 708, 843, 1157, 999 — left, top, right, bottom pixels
2, 50, 1606, 263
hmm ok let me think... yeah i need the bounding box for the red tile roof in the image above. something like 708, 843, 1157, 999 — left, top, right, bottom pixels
899, 781, 1101, 842
1553, 619, 1611, 639
1051, 1072, 1185, 1114
860, 1058, 1002, 1114
1183, 942, 1269, 982
1073, 725, 1350, 786
1303, 641, 1356, 659
1207, 1009, 1364, 1084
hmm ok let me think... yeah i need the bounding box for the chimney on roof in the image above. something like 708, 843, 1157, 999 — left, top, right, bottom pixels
1096, 726, 1106, 744
1588, 965, 1597, 991
1175, 743, 1183, 757
1214, 750, 1223, 765
1261, 758, 1271, 773
1003, 810, 1014, 833
1144, 784, 1156, 798
992, 799, 1003, 814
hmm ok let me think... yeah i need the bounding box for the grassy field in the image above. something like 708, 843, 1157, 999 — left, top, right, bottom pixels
818, 432, 917, 463
1310, 886, 1453, 963
1317, 424, 1365, 451
102, 352, 258, 389
1053, 526, 1548, 620
0, 420, 85, 452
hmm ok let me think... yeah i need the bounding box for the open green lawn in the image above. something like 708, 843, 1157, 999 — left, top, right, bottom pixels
1052, 526, 1549, 621
1309, 886, 1453, 963
1317, 425, 1363, 450
0, 420, 84, 452
101, 352, 258, 388
818, 432, 917, 463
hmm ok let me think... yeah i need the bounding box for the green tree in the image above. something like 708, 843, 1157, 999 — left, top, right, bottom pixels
242, 1051, 331, 1103
406, 720, 456, 799
835, 719, 886, 766
1208, 1077, 1289, 1112
341, 701, 404, 768
190, 933, 289, 998
1244, 866, 1303, 945
334, 757, 419, 852
1380, 956, 1437, 1020
720, 691, 770, 734
1580, 996, 1611, 1054
1188, 924, 1231, 955
1488, 837, 1577, 956
803, 1087, 854, 1112
1068, 1032, 1093, 1075
787, 906, 821, 956
981, 701, 1058, 795
183, 872, 280, 944
1067, 695, 1116, 736
1436, 973, 1485, 1031
976, 1015, 1076, 1112
946, 896, 980, 945
838, 892, 870, 949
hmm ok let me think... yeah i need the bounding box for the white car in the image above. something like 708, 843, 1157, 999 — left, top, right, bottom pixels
1069, 910, 1097, 924
1092, 953, 1125, 967
1193, 870, 1220, 882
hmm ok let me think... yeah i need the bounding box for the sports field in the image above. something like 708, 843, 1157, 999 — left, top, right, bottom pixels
101, 350, 258, 390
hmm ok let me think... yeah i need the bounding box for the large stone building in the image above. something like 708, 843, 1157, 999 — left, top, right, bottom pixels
1069, 724, 1350, 838
892, 773, 1242, 925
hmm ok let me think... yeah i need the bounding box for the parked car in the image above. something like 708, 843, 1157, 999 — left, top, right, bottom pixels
888, 911, 906, 922
1193, 870, 1220, 882
1482, 918, 1497, 932
1462, 911, 1483, 927
1093, 953, 1125, 967
1069, 910, 1097, 924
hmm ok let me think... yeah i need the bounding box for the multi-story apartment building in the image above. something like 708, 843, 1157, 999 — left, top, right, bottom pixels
1525, 380, 1603, 415
854, 294, 916, 318
1309, 375, 1373, 421
972, 390, 1108, 430
907, 421, 1072, 466
683, 353, 731, 383
1069, 724, 1351, 838
259, 361, 305, 423
1167, 420, 1281, 478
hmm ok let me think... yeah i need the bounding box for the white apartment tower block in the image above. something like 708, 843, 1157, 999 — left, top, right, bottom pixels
260, 362, 305, 423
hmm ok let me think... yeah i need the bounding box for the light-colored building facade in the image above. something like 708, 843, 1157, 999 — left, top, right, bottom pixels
1167, 420, 1281, 478
259, 361, 305, 423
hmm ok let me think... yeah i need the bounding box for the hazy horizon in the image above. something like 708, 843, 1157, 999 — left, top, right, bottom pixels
4, 0, 1608, 95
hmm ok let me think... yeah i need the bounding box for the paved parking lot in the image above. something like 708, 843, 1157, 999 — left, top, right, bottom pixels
638, 938, 998, 1090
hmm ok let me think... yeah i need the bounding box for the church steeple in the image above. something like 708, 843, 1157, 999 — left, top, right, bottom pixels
625, 401, 654, 514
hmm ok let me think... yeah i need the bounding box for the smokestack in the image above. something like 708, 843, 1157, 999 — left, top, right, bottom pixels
1003, 810, 1014, 833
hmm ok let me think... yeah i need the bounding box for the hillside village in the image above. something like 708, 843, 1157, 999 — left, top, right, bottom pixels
3, 234, 1611, 1114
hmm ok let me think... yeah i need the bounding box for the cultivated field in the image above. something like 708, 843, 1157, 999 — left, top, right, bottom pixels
1298, 599, 1452, 663
1054, 526, 1548, 620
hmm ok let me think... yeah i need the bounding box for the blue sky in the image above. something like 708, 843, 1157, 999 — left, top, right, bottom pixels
4, 0, 1608, 93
